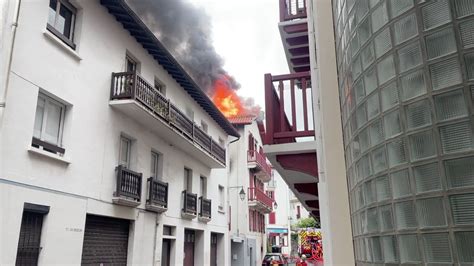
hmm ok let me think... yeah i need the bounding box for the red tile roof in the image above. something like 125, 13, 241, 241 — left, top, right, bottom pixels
228, 114, 256, 125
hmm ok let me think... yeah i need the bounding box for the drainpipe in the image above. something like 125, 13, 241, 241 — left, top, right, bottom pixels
0, 0, 21, 126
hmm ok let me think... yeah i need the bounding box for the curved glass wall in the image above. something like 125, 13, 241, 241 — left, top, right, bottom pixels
333, 0, 474, 264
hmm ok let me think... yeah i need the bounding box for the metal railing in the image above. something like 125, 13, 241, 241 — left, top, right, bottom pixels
248, 187, 273, 210
115, 165, 142, 202
111, 72, 226, 165
279, 0, 307, 22
147, 177, 168, 208
247, 150, 272, 177
182, 190, 197, 215
199, 197, 212, 219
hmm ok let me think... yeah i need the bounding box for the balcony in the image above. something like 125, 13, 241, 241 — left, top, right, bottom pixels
198, 197, 212, 223
110, 72, 226, 168
263, 72, 319, 218
248, 187, 273, 214
181, 190, 197, 219
279, 0, 307, 22
113, 165, 142, 207
278, 0, 310, 73
145, 178, 168, 213
247, 150, 272, 182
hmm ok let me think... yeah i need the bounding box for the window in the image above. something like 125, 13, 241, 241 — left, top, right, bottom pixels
150, 151, 161, 179
47, 0, 76, 49
200, 176, 207, 198
154, 77, 166, 95
184, 168, 192, 192
218, 185, 224, 211
201, 121, 208, 133
185, 107, 194, 121
126, 55, 138, 73
32, 93, 66, 154
119, 136, 131, 168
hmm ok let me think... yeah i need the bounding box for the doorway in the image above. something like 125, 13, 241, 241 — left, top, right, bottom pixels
183, 230, 195, 266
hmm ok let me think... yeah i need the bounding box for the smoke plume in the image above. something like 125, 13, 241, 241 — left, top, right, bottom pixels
126, 0, 240, 93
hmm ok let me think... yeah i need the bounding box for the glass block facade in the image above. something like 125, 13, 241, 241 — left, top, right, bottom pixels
333, 0, 474, 264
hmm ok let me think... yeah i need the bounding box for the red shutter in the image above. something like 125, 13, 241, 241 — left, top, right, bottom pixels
269, 212, 276, 224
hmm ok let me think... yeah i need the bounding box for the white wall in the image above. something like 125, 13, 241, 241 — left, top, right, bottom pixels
0, 0, 230, 264
308, 0, 355, 265
228, 121, 267, 265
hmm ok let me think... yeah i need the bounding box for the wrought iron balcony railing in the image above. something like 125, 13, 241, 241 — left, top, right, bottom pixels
199, 196, 212, 219
114, 165, 142, 203
146, 177, 168, 209
110, 72, 226, 165
182, 190, 197, 216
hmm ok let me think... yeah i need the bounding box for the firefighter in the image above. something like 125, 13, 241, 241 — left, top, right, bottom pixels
296, 254, 307, 266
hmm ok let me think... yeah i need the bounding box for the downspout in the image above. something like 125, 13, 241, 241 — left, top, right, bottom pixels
0, 0, 21, 125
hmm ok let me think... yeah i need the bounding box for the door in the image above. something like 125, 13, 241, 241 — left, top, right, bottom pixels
249, 247, 254, 266
16, 211, 44, 265
161, 239, 171, 266
183, 230, 195, 266
81, 215, 130, 265
210, 233, 217, 266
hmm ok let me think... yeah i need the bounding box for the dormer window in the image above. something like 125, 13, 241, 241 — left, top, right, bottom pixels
47, 0, 76, 49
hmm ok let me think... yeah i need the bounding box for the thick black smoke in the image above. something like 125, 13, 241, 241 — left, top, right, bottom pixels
126, 0, 240, 93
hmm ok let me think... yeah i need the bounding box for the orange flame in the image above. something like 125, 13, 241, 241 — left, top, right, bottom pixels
212, 76, 246, 118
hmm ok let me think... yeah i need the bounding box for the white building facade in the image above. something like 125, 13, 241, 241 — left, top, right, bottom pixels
227, 116, 273, 266
0, 0, 239, 265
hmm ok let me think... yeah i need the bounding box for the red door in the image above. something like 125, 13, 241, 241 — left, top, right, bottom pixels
210, 233, 217, 266
184, 230, 195, 266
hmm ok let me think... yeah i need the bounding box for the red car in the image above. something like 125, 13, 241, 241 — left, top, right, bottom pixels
262, 253, 287, 266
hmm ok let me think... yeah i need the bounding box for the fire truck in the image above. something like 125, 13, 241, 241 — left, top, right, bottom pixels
297, 228, 323, 260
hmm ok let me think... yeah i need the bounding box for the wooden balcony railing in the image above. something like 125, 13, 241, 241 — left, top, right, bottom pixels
114, 165, 142, 202
182, 190, 197, 215
147, 178, 168, 208
264, 72, 315, 145
199, 197, 212, 219
248, 150, 272, 177
110, 72, 226, 165
279, 0, 307, 22
248, 187, 273, 210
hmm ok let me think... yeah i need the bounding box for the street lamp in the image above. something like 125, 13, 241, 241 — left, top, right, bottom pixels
239, 188, 246, 201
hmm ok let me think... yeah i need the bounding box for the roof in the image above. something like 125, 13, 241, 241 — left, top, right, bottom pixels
228, 114, 256, 125
100, 0, 239, 137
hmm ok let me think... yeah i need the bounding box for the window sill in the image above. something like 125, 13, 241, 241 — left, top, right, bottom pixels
28, 146, 71, 164
43, 30, 82, 61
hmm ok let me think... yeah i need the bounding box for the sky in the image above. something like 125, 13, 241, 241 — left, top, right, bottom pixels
185, 0, 290, 107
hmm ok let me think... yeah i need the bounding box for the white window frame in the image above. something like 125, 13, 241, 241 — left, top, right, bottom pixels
151, 151, 161, 179
200, 176, 207, 198
33, 93, 66, 147
47, 0, 77, 48
184, 168, 192, 192
154, 77, 166, 95
119, 136, 132, 168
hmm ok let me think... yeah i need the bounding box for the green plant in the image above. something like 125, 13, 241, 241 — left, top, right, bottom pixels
293, 217, 320, 229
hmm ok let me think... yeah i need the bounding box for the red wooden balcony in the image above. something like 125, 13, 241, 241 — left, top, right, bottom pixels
247, 150, 272, 182
280, 0, 307, 22
264, 72, 314, 145
248, 187, 273, 214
